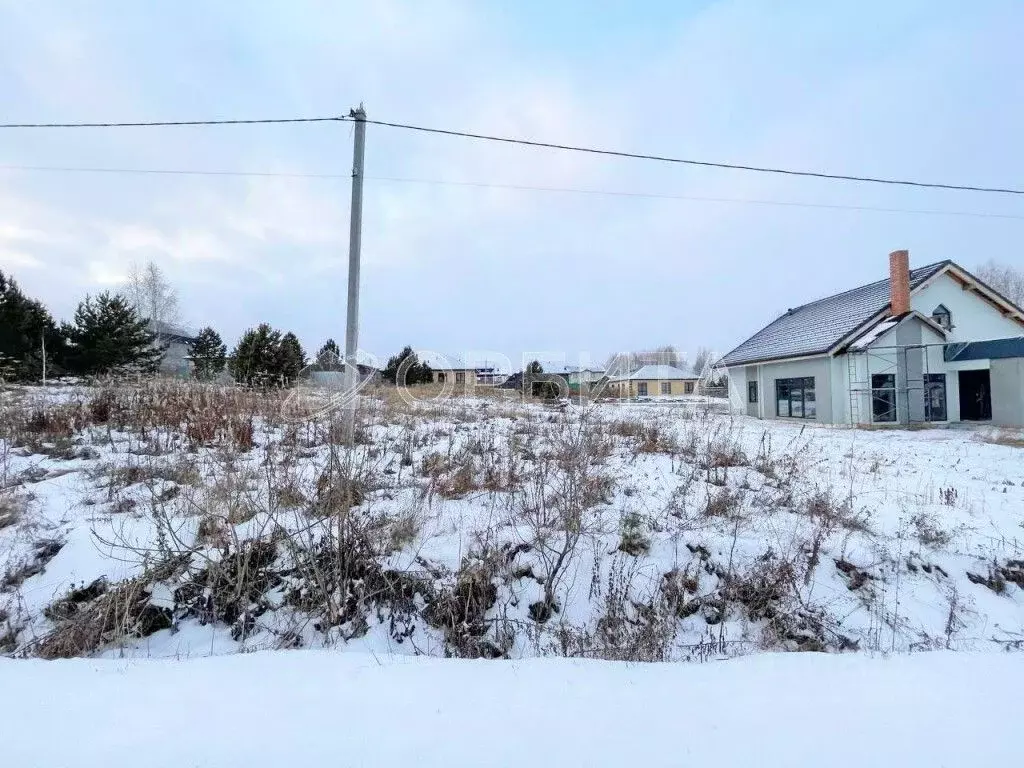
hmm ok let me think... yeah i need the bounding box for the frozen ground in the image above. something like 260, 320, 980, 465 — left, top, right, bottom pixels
1, 381, 1023, 660
1, 650, 1020, 767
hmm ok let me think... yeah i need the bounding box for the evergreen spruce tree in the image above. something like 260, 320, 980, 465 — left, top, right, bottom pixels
313, 337, 342, 368
0, 270, 66, 381
278, 332, 306, 384
383, 345, 421, 385
229, 323, 282, 387
417, 360, 433, 385
189, 327, 227, 381
65, 292, 160, 375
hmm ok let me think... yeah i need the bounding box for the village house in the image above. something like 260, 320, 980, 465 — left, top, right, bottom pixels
605, 364, 700, 399
417, 353, 503, 388
151, 322, 196, 377
719, 250, 1024, 426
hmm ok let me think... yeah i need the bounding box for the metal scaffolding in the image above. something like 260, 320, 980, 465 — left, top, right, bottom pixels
846, 342, 936, 426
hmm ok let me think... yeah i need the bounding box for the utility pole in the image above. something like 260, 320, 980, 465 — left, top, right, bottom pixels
342, 104, 367, 444
41, 331, 47, 386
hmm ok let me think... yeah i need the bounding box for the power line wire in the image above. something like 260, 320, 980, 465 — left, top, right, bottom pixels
1, 113, 1020, 195
1, 162, 1021, 220
363, 119, 1024, 196
0, 163, 344, 178
0, 116, 344, 128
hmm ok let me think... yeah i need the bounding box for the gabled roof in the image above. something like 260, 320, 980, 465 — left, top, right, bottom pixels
718, 261, 949, 367
149, 320, 197, 344
845, 311, 947, 352
608, 364, 697, 382
538, 363, 605, 375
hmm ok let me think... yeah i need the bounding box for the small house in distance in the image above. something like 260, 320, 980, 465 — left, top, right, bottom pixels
152, 322, 197, 377
301, 349, 380, 387
535, 363, 606, 395
417, 353, 503, 388
719, 250, 1024, 426
606, 364, 700, 398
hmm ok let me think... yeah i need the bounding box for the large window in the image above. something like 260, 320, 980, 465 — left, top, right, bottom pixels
660, 381, 671, 395
871, 374, 897, 423
684, 381, 695, 394
748, 381, 758, 403
775, 377, 816, 419
924, 373, 947, 421
636, 382, 648, 396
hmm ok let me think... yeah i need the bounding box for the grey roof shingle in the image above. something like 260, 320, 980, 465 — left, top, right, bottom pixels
719, 261, 949, 367
608, 364, 697, 382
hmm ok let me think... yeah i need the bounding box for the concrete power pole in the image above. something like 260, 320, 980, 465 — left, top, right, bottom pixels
342, 104, 367, 444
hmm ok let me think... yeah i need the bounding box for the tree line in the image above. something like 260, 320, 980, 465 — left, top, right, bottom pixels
0, 267, 344, 387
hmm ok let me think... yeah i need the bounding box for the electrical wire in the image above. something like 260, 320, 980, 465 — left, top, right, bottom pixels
1, 162, 1020, 220
0, 113, 1020, 195
0, 116, 344, 128
362, 119, 1024, 196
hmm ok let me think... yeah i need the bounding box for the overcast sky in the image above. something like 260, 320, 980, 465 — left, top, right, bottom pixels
2, 0, 1022, 371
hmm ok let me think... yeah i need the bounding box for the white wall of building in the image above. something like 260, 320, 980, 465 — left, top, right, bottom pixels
912, 273, 1024, 342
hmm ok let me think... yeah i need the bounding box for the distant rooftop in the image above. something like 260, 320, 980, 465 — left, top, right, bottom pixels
608, 364, 697, 382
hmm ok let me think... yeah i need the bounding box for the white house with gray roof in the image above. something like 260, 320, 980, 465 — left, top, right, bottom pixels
719, 250, 1024, 426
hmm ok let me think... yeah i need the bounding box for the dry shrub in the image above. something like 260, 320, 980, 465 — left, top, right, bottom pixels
80, 380, 277, 451
702, 439, 747, 470
280, 510, 427, 644
559, 555, 679, 662
722, 552, 849, 651
910, 511, 951, 549
35, 566, 181, 659
387, 509, 421, 551
437, 462, 479, 499
967, 559, 1023, 594
618, 511, 651, 556
513, 418, 614, 611
420, 451, 450, 478
425, 558, 501, 657
23, 405, 80, 440
607, 418, 645, 439
703, 488, 744, 520
95, 456, 201, 493
175, 540, 280, 640
2, 538, 63, 591
0, 491, 28, 530
310, 453, 377, 516
799, 489, 872, 534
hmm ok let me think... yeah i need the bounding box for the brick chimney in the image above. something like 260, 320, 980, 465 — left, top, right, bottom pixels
889, 249, 910, 316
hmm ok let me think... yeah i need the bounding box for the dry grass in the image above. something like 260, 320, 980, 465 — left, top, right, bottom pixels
35, 571, 178, 659
0, 491, 28, 530
982, 430, 1024, 449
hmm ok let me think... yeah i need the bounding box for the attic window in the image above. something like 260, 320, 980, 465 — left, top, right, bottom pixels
931, 304, 952, 330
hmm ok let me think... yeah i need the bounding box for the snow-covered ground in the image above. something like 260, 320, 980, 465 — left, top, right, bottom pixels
1, 650, 1020, 767
1, 381, 1023, 661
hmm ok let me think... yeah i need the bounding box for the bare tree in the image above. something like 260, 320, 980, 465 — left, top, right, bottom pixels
605, 345, 685, 373
976, 260, 1024, 307
123, 261, 181, 345
691, 346, 714, 377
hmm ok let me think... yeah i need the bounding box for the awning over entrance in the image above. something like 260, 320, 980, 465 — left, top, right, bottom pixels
944, 337, 1024, 362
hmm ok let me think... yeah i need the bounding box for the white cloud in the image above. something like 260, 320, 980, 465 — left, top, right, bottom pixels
1, 0, 1022, 360
0, 248, 42, 269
